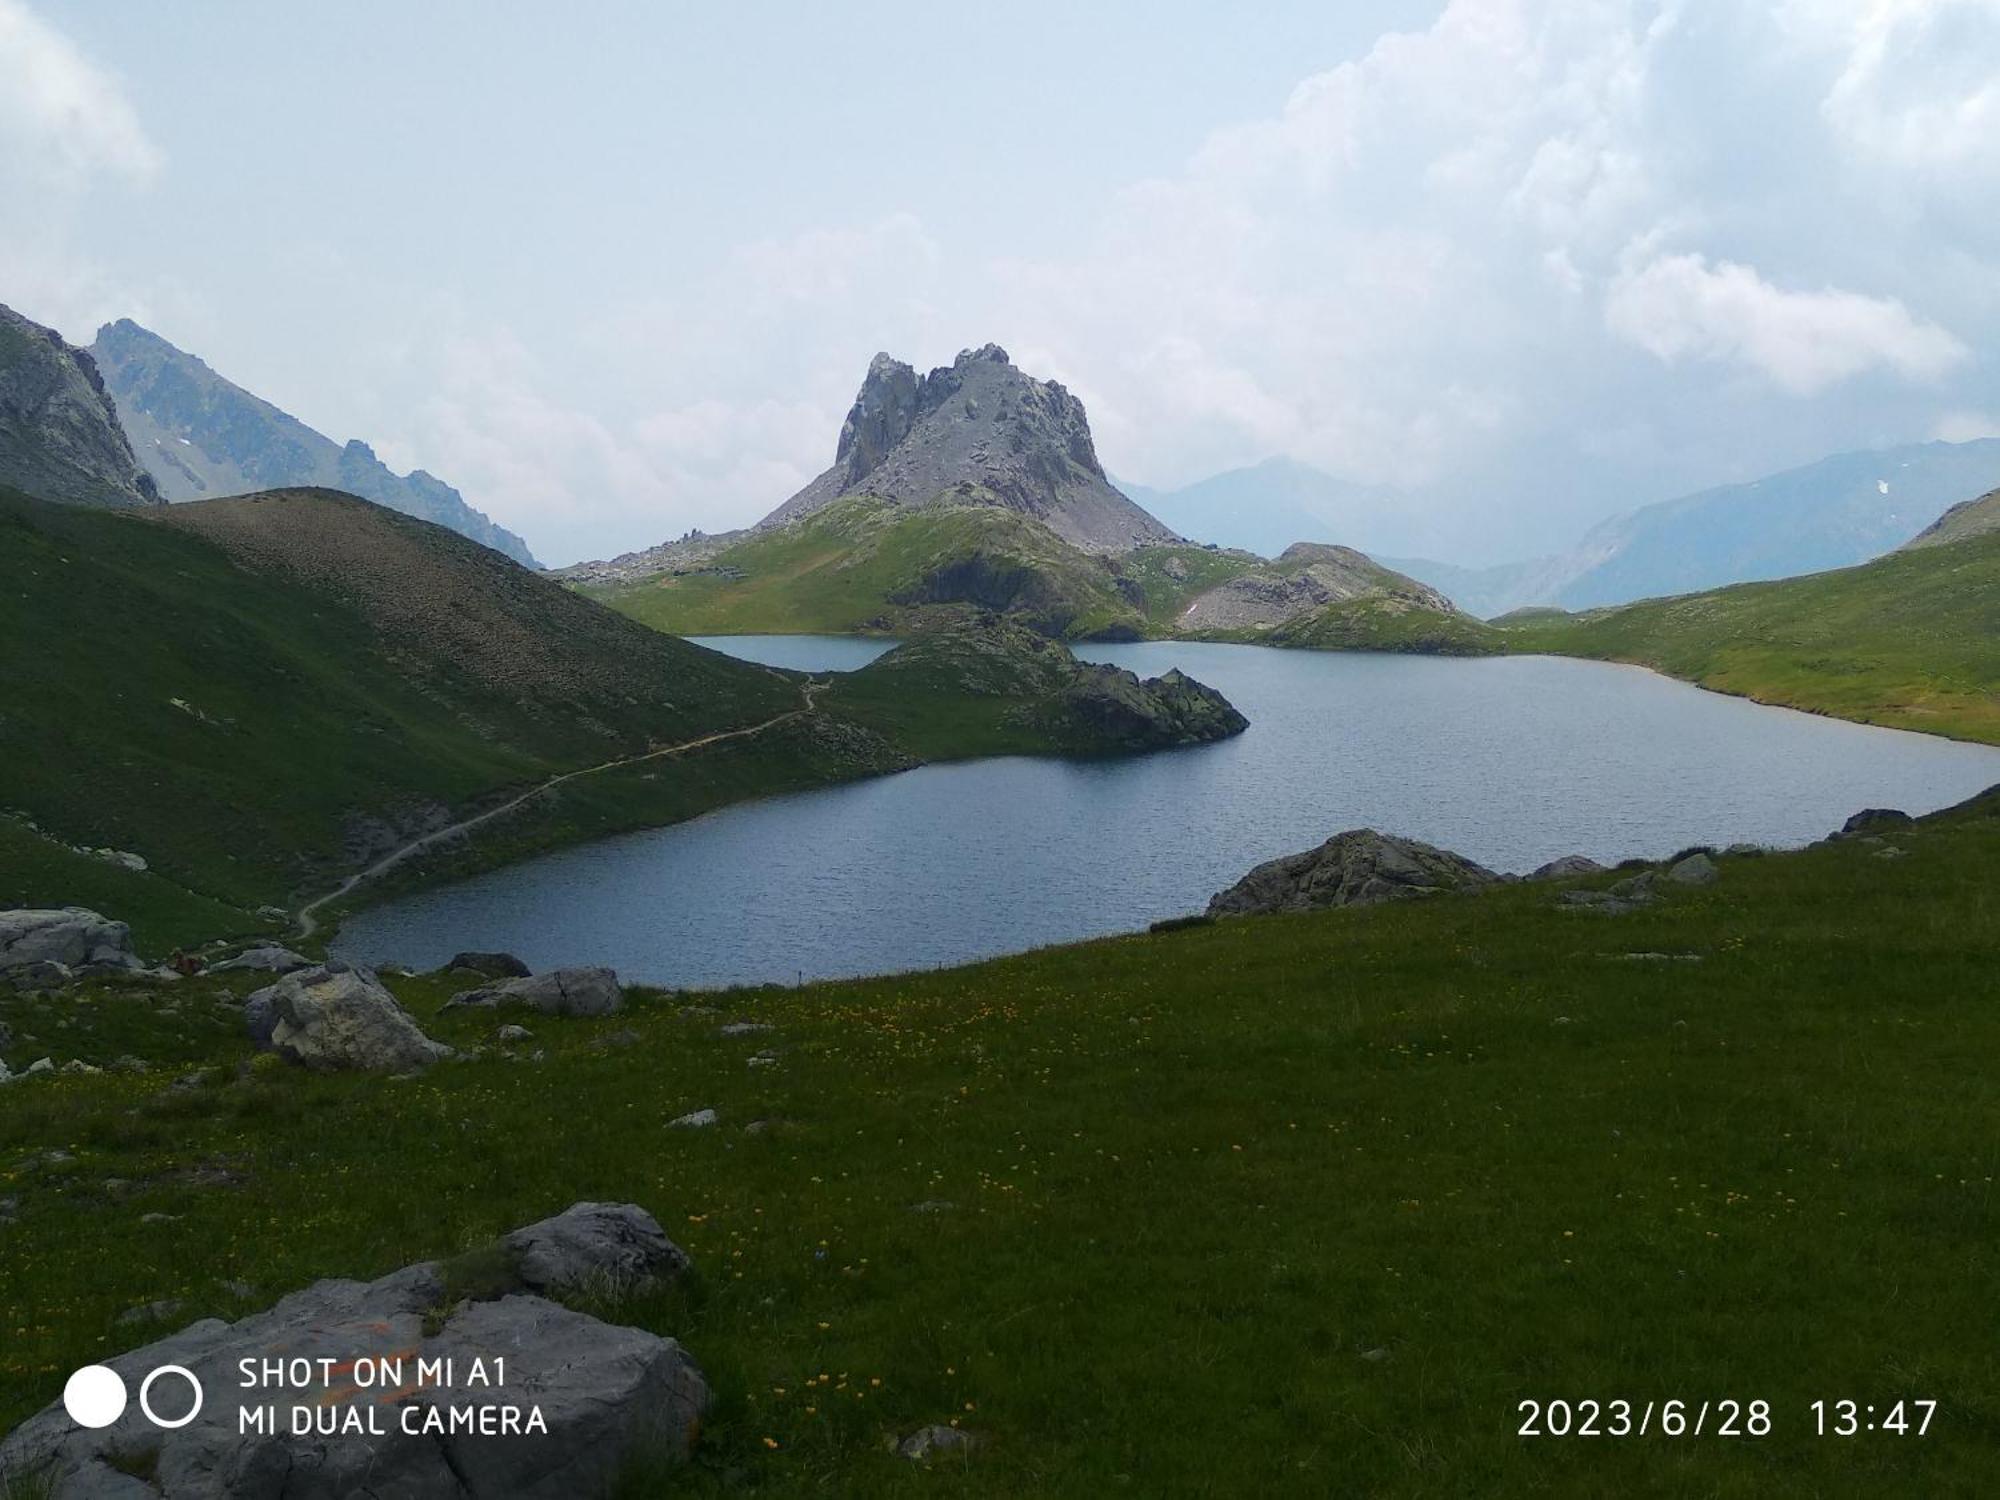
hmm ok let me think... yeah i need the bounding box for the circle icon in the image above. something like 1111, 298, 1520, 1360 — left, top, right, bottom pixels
63, 1366, 128, 1429
139, 1365, 204, 1430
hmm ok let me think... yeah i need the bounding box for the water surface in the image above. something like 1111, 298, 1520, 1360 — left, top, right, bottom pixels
336, 638, 2000, 988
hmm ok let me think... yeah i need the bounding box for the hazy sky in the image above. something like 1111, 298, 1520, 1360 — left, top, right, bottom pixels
5, 1, 1998, 565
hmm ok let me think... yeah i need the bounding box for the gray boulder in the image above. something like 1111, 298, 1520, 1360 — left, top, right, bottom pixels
1559, 870, 1660, 915
899, 1425, 982, 1461
445, 967, 622, 1018
1666, 852, 1719, 886
0, 1205, 708, 1499
250, 964, 450, 1072
1528, 855, 1604, 881
1207, 829, 1498, 917
209, 946, 313, 975
0, 908, 141, 976
447, 951, 532, 979
503, 1202, 691, 1298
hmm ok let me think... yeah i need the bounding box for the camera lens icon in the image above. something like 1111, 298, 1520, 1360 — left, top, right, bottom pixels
63, 1364, 204, 1431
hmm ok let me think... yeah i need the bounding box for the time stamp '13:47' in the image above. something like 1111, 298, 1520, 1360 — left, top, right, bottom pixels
1516, 1398, 1938, 1438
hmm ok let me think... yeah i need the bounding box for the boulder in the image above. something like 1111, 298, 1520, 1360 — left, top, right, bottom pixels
0, 1205, 708, 1499
1207, 829, 1498, 917
0, 908, 140, 977
1527, 855, 1604, 881
1559, 870, 1660, 915
209, 946, 313, 975
503, 1202, 691, 1298
444, 967, 622, 1018
249, 964, 450, 1072
447, 951, 532, 980
1838, 808, 1914, 838
1666, 852, 1719, 886
899, 1425, 982, 1461
669, 1108, 717, 1129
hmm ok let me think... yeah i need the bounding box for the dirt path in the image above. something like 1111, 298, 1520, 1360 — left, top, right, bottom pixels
295, 679, 826, 940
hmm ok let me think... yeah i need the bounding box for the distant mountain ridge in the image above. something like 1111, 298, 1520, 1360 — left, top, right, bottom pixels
761, 344, 1176, 554
90, 319, 539, 567
0, 302, 161, 510
1114, 458, 1413, 562
1389, 440, 2000, 616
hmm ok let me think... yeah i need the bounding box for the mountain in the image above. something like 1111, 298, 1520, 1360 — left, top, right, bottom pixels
760, 344, 1176, 554
1392, 439, 2000, 617
0, 302, 161, 510
1114, 458, 1412, 560
1498, 525, 2000, 745
89, 319, 539, 567
0, 485, 826, 926
1902, 486, 2000, 550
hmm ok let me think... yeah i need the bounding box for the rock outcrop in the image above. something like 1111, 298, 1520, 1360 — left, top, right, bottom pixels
447, 951, 533, 979
0, 1203, 707, 1499
246, 964, 451, 1071
444, 967, 623, 1018
90, 319, 537, 566
1901, 486, 2000, 550
0, 303, 161, 509
208, 945, 313, 975
1176, 543, 1457, 634
760, 344, 1175, 554
855, 616, 1248, 752
1206, 830, 1499, 917
0, 908, 142, 977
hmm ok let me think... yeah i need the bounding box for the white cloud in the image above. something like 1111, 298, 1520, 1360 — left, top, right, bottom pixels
0, 0, 158, 188
1791, 0, 2000, 174
1933, 408, 2000, 442
1604, 251, 1969, 394
0, 1, 160, 338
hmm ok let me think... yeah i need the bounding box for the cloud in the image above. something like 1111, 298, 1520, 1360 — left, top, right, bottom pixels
0, 0, 159, 188
1604, 250, 1969, 394
1791, 0, 2000, 175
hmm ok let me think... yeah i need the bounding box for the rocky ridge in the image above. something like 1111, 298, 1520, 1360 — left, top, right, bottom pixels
0, 302, 161, 509
91, 319, 538, 566
1901, 486, 2000, 550
760, 344, 1175, 554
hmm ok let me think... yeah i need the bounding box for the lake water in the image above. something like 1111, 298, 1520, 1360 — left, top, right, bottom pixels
335, 638, 2000, 988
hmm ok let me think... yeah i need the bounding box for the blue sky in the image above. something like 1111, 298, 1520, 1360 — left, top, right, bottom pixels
6, 1, 1998, 564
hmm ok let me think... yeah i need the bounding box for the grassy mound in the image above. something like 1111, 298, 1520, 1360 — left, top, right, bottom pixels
3, 790, 1996, 1494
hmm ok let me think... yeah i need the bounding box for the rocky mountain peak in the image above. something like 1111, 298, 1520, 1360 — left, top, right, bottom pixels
0, 303, 161, 509
761, 344, 1174, 554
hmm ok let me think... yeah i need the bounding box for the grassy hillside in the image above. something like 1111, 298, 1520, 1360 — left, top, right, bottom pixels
589, 494, 1151, 640
0, 488, 876, 933
1505, 530, 2000, 745
1260, 596, 1501, 654
4, 787, 1997, 1495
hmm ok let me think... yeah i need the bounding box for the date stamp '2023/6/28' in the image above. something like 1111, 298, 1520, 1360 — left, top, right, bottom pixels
1517, 1398, 1938, 1439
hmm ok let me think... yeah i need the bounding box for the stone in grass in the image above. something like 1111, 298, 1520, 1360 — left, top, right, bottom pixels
1665, 852, 1718, 886
209, 945, 313, 975
445, 967, 622, 1018
0, 1203, 708, 1500
446, 950, 532, 979
1527, 854, 1604, 881
245, 964, 450, 1072
0, 908, 142, 977
1837, 808, 1914, 838
502, 1201, 691, 1299
899, 1424, 983, 1460
496, 1023, 534, 1044
670, 1107, 718, 1129
718, 1020, 773, 1037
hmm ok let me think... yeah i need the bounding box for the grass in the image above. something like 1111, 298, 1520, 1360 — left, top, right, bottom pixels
1501, 531, 2000, 745
4, 790, 1998, 1494
589, 495, 1151, 641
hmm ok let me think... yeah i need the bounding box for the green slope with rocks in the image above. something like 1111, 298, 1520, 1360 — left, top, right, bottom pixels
3, 785, 1996, 1495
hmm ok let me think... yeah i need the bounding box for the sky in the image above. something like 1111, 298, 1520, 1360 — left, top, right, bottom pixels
4, 0, 1998, 567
